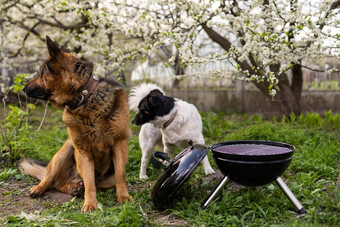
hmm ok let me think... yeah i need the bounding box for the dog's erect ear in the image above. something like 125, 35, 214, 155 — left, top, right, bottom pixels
60, 45, 70, 53
46, 36, 61, 58
148, 94, 161, 107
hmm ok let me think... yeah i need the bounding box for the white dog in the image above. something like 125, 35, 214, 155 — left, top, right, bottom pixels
129, 83, 215, 179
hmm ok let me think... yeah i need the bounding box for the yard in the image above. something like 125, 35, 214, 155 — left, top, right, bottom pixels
0, 106, 339, 226
1, 1, 340, 226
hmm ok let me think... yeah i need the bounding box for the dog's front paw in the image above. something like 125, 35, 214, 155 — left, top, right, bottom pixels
117, 194, 133, 204
29, 185, 45, 198
204, 167, 216, 176
139, 174, 149, 179
81, 202, 97, 213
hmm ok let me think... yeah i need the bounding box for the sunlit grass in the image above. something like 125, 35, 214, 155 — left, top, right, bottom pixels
1, 106, 339, 226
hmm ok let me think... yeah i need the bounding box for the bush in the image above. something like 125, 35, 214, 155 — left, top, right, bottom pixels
0, 74, 48, 165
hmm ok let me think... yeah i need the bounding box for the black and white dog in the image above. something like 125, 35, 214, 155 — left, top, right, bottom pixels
129, 83, 215, 179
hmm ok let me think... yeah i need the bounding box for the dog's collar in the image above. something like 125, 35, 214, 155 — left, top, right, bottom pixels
66, 75, 99, 110
162, 110, 177, 129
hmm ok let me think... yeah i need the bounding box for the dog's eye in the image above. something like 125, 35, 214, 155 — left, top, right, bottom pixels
143, 110, 150, 115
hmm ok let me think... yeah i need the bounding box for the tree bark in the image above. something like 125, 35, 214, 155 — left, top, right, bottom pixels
291, 64, 303, 112
172, 52, 184, 88
159, 46, 184, 88
202, 24, 302, 116
276, 73, 301, 116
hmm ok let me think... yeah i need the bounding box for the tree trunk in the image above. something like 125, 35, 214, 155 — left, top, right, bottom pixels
202, 24, 303, 116
291, 64, 303, 111
159, 46, 183, 88
172, 52, 184, 88
276, 73, 301, 116
250, 74, 301, 116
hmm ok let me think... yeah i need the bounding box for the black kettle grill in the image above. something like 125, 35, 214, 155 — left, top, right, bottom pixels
151, 140, 306, 214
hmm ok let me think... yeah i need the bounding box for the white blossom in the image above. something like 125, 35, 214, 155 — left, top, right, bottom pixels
269, 89, 277, 97
0, 0, 339, 87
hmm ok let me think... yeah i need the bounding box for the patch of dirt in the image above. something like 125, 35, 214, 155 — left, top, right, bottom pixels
204, 170, 243, 191
204, 170, 224, 182
0, 179, 74, 218
201, 170, 243, 193
0, 170, 241, 221
155, 212, 189, 226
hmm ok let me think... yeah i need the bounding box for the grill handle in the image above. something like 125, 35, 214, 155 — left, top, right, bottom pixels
151, 151, 170, 169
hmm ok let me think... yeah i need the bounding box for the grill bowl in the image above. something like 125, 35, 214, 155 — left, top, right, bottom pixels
212, 141, 295, 186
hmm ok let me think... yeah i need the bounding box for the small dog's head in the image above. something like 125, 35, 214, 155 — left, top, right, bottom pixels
132, 89, 175, 125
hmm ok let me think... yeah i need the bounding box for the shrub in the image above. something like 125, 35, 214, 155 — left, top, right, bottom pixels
0, 74, 48, 165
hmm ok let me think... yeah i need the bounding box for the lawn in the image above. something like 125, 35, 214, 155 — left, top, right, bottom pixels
0, 106, 339, 226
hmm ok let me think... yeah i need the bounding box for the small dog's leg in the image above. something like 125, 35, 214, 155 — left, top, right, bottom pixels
201, 156, 216, 175
139, 124, 162, 179
163, 143, 175, 159
74, 148, 97, 213
195, 136, 215, 176
140, 150, 152, 179
113, 138, 133, 204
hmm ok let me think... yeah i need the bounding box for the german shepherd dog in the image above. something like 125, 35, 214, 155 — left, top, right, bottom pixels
19, 36, 132, 212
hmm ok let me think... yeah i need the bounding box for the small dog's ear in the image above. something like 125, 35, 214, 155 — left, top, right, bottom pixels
150, 89, 164, 95
149, 94, 160, 107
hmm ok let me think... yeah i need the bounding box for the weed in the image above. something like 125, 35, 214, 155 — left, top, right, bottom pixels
0, 74, 48, 164
325, 110, 340, 131
0, 168, 24, 186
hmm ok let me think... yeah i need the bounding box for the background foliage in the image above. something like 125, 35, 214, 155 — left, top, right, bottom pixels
1, 0, 340, 115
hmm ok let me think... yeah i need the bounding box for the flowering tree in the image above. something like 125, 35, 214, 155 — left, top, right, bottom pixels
1, 0, 339, 115
0, 0, 135, 81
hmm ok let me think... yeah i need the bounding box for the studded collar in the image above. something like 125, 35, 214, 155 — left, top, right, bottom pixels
66, 75, 99, 110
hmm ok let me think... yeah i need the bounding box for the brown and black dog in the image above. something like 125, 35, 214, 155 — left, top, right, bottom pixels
19, 36, 132, 212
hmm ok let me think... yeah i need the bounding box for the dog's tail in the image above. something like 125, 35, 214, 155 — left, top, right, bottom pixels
19, 159, 47, 181
128, 83, 165, 111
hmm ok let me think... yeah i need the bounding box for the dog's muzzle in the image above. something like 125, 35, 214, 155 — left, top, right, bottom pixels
23, 85, 51, 100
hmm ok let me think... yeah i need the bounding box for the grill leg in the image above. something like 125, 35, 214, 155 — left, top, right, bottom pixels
275, 177, 306, 214
201, 176, 230, 210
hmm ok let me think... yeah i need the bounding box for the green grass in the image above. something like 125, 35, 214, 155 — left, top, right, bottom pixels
1, 106, 339, 226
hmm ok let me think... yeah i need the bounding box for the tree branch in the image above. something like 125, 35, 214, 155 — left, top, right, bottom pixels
6, 22, 42, 59
202, 23, 256, 76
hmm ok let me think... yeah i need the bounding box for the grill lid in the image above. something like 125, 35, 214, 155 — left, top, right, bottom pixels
151, 144, 210, 209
